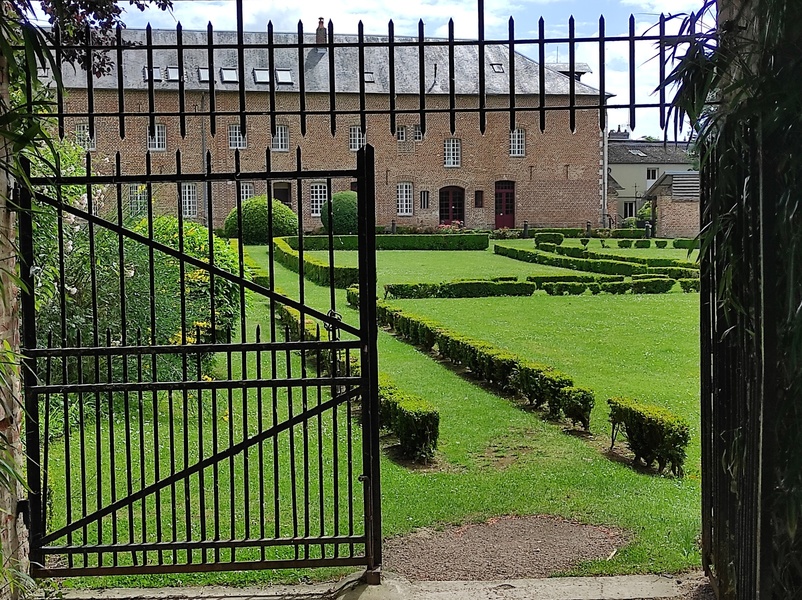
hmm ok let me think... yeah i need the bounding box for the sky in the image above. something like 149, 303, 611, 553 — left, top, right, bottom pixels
116, 0, 710, 140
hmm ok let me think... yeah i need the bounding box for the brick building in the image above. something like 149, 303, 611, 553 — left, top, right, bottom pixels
59, 22, 606, 231
644, 171, 700, 238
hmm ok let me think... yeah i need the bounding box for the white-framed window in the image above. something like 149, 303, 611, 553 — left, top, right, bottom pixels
349, 126, 365, 151
413, 124, 423, 141
128, 183, 148, 216
646, 167, 658, 181
444, 138, 461, 167
271, 124, 289, 152
181, 182, 198, 218
142, 66, 162, 81
396, 126, 407, 142
396, 182, 413, 216
75, 123, 95, 151
624, 201, 636, 218
228, 123, 247, 149
198, 67, 211, 82
253, 68, 270, 84
310, 182, 328, 217
147, 123, 167, 151
220, 68, 239, 83
420, 190, 429, 209
363, 71, 375, 83
166, 66, 181, 81
240, 181, 255, 203
275, 68, 293, 84
510, 129, 526, 157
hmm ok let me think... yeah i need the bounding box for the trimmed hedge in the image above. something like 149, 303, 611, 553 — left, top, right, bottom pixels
601, 281, 632, 294
282, 234, 489, 251
384, 280, 535, 299
608, 397, 690, 476
617, 239, 634, 248
378, 374, 440, 461
632, 273, 669, 280
631, 278, 676, 294
346, 285, 360, 307
495, 244, 647, 276
531, 228, 584, 238
526, 274, 624, 288
273, 237, 359, 288
541, 282, 587, 296
223, 196, 298, 243
655, 240, 668, 248
555, 386, 595, 430
634, 239, 651, 248
611, 228, 646, 239
672, 238, 700, 249
647, 266, 699, 279
679, 278, 701, 293
548, 244, 697, 270
534, 232, 565, 247
238, 242, 270, 287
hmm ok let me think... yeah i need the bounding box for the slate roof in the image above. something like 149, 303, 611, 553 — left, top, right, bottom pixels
57, 28, 600, 96
644, 171, 700, 198
608, 140, 692, 164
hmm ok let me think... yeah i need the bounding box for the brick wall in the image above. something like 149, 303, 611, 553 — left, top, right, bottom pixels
655, 191, 699, 238
64, 89, 603, 230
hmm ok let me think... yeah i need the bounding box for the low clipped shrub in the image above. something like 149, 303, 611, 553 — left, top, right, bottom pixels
672, 237, 700, 249
634, 239, 651, 248
512, 361, 573, 408
580, 238, 590, 247
601, 281, 631, 294
541, 282, 587, 296
378, 374, 440, 461
526, 274, 624, 288
655, 240, 668, 248
538, 242, 558, 253
612, 228, 646, 239
384, 280, 534, 299
554, 245, 587, 259
588, 283, 601, 294
223, 195, 298, 244
346, 285, 360, 307
321, 191, 358, 235
531, 228, 583, 238
555, 386, 595, 430
283, 234, 489, 251
273, 237, 359, 288
631, 278, 676, 294
608, 396, 690, 476
647, 266, 699, 279
494, 244, 647, 276
533, 232, 565, 247
632, 273, 669, 280
617, 239, 634, 249
679, 278, 701, 293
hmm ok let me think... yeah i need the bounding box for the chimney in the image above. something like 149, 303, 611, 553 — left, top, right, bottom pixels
316, 17, 326, 45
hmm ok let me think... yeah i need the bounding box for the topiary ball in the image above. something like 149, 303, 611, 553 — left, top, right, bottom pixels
320, 191, 358, 235
223, 195, 298, 244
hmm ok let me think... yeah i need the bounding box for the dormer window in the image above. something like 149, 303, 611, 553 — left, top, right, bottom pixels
220, 68, 239, 83
275, 68, 293, 84
166, 66, 181, 81
364, 71, 375, 83
490, 63, 504, 73
198, 67, 211, 82
253, 68, 270, 84
143, 67, 162, 81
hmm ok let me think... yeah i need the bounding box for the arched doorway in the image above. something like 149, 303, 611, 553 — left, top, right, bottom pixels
439, 186, 465, 225
495, 180, 515, 229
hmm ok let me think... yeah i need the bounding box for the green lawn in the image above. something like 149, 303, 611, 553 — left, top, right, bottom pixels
498, 238, 700, 262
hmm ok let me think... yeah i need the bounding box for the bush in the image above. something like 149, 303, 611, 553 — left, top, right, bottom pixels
320, 191, 359, 235
580, 238, 590, 247
346, 285, 360, 307
273, 237, 359, 288
617, 239, 634, 248
494, 244, 647, 276
655, 240, 668, 248
512, 361, 573, 408
637, 201, 652, 221
283, 234, 489, 251
679, 278, 701, 293
630, 278, 676, 294
384, 280, 534, 299
608, 397, 690, 476
492, 228, 522, 239
601, 281, 631, 294
223, 195, 298, 244
556, 387, 595, 430
531, 228, 583, 238
378, 374, 440, 461
526, 274, 623, 288
672, 237, 700, 249
632, 273, 669, 280
587, 283, 601, 295
533, 232, 565, 246
647, 267, 699, 279
593, 228, 612, 238
634, 239, 651, 248
612, 228, 646, 239
541, 282, 587, 295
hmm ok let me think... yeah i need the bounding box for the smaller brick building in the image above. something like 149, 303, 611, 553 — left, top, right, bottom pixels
644, 171, 700, 238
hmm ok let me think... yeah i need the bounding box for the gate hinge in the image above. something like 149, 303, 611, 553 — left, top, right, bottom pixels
358, 474, 369, 483
17, 499, 29, 529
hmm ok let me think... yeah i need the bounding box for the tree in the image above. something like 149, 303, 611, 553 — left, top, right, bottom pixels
0, 1, 171, 595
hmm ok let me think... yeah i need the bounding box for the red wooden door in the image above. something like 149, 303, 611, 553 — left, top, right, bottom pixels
495, 181, 515, 229
439, 186, 465, 225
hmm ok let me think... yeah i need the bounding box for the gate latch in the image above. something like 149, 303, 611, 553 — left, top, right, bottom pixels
325, 310, 343, 340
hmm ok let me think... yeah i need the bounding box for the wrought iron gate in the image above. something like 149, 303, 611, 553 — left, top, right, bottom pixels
18, 138, 381, 576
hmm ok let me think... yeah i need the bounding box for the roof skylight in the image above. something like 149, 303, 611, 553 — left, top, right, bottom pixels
198, 67, 211, 82
220, 68, 239, 83
490, 63, 504, 73
166, 66, 181, 81
143, 67, 162, 81
275, 68, 293, 84
364, 71, 375, 83
253, 68, 270, 84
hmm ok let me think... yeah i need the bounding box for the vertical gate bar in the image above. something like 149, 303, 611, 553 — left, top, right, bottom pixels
296, 148, 306, 336
508, 17, 516, 134
115, 26, 126, 139
598, 16, 606, 133
206, 22, 217, 137
332, 333, 340, 556
84, 24, 95, 144
42, 335, 53, 551
255, 325, 266, 561
196, 338, 207, 562
55, 25, 65, 139
358, 23, 367, 137
137, 333, 147, 565
448, 20, 456, 136
345, 350, 354, 558
388, 21, 396, 136
326, 176, 336, 312
417, 20, 426, 136
478, 1, 486, 134
151, 329, 163, 565
182, 341, 192, 564
538, 18, 546, 133
315, 329, 325, 559
145, 150, 159, 564
268, 22, 277, 138
236, 0, 247, 137
226, 336, 236, 559
700, 150, 713, 575
75, 331, 88, 563
297, 20, 307, 137
327, 20, 337, 136
167, 389, 177, 565
658, 14, 666, 133
627, 15, 636, 131
212, 353, 221, 563
106, 330, 117, 565
357, 144, 381, 572
272, 333, 280, 541
177, 23, 187, 139
285, 329, 300, 556
205, 151, 217, 337
146, 25, 156, 148
568, 16, 576, 133
301, 338, 311, 559
19, 159, 43, 568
